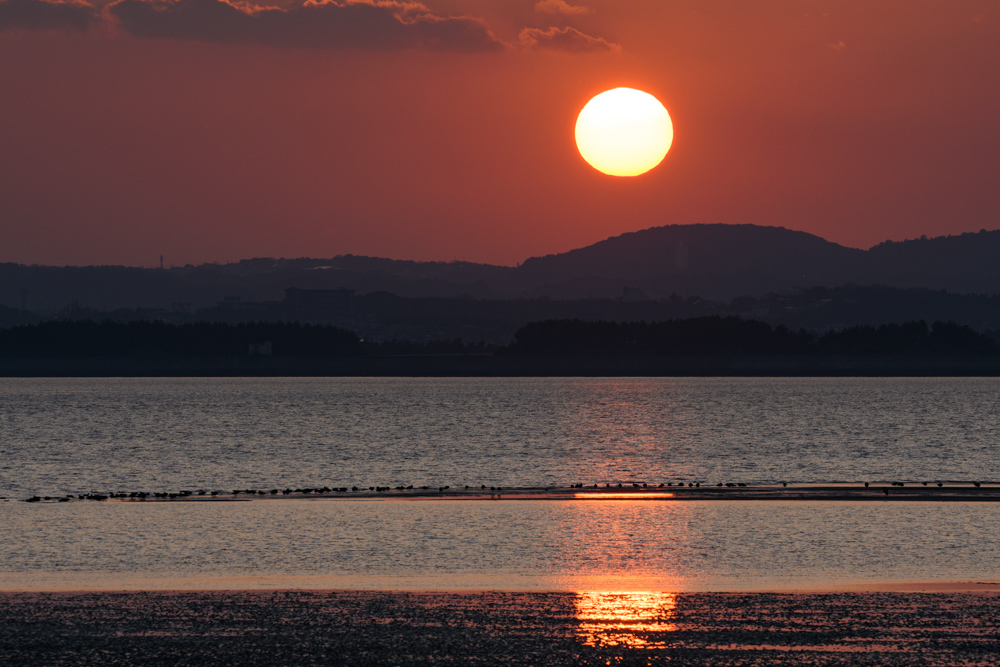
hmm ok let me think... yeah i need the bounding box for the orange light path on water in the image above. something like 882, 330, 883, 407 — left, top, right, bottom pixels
573, 493, 674, 500
575, 591, 678, 648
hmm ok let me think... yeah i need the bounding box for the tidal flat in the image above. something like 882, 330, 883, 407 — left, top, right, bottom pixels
1, 590, 997, 666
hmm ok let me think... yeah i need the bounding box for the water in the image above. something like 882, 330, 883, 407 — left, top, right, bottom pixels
2, 377, 999, 498
3, 500, 999, 591
3, 376, 999, 591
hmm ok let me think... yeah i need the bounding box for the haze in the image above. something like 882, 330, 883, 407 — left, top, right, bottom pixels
1, 0, 998, 267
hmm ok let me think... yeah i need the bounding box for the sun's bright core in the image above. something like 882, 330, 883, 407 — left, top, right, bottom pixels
575, 88, 673, 177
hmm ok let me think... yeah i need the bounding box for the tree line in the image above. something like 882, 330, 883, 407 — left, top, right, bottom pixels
506, 317, 998, 355
0, 320, 499, 357
0, 321, 362, 357
0, 317, 995, 357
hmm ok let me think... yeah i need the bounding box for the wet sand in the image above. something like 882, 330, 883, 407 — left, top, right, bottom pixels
2, 589, 998, 666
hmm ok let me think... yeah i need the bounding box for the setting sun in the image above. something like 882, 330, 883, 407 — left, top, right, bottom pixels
575, 88, 673, 177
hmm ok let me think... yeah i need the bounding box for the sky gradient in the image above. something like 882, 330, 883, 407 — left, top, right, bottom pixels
2, 0, 998, 267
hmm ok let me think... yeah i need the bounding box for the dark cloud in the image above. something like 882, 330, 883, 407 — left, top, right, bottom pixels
0, 0, 95, 31
2, 0, 620, 56
106, 0, 505, 52
519, 26, 619, 53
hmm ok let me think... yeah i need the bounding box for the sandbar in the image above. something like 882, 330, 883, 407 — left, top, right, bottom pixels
16, 482, 1000, 504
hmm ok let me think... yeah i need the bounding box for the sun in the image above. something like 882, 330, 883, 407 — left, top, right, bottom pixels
575, 88, 673, 177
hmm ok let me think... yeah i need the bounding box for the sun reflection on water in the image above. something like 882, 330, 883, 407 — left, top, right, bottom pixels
575, 591, 678, 648
573, 493, 674, 500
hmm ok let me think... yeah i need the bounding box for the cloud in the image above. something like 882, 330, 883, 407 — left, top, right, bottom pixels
0, 0, 96, 30
534, 0, 590, 15
519, 26, 619, 53
106, 0, 505, 51
1, 0, 618, 55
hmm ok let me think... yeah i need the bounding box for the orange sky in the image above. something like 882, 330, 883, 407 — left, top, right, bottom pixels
1, 0, 999, 266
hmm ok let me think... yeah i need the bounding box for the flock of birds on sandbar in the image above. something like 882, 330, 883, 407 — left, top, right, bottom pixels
8, 478, 996, 503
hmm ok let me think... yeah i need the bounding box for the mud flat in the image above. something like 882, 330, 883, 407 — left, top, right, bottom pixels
1, 589, 998, 666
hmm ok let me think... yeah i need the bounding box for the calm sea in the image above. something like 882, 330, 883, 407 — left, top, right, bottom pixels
2, 377, 999, 497
2, 377, 999, 590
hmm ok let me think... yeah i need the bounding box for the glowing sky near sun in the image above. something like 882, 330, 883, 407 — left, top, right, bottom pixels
1, 0, 999, 266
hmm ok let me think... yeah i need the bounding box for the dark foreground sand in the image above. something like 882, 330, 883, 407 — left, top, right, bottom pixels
2, 590, 997, 666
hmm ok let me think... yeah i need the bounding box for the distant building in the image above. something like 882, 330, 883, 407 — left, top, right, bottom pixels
284, 287, 353, 320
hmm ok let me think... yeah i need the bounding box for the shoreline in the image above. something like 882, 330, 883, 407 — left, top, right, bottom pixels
4, 353, 1000, 377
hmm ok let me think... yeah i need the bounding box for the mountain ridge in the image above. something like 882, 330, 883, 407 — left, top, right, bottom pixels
2, 224, 999, 313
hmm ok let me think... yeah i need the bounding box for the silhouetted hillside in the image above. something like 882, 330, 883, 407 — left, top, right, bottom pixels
3, 224, 1000, 314
516, 225, 1000, 300
0, 258, 515, 315
864, 231, 1000, 292
517, 224, 864, 299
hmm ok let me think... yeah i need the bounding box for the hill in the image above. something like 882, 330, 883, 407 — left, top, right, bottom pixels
2, 224, 999, 315
517, 224, 864, 299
